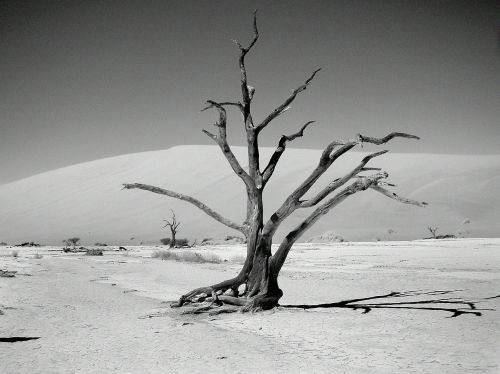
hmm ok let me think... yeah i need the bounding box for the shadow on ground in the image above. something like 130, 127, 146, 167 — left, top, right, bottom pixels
280, 290, 500, 318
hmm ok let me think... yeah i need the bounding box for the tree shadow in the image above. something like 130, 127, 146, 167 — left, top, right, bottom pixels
279, 290, 499, 318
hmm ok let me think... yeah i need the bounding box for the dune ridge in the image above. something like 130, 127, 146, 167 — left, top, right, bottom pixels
1, 145, 499, 245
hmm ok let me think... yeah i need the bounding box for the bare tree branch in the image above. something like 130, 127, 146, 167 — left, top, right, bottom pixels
261, 121, 314, 185
357, 132, 420, 145
260, 141, 357, 238
232, 12, 261, 183
202, 129, 217, 142
370, 185, 428, 207
233, 10, 259, 113
122, 183, 245, 233
163, 209, 181, 230
271, 173, 390, 273
300, 150, 388, 208
256, 69, 321, 132
201, 101, 242, 112
202, 100, 253, 187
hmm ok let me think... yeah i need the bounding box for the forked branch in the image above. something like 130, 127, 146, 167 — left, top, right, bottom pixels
257, 69, 321, 132
163, 209, 181, 231
300, 150, 388, 208
233, 10, 259, 112
261, 140, 356, 238
202, 100, 253, 187
271, 173, 390, 273
261, 121, 314, 185
122, 183, 244, 233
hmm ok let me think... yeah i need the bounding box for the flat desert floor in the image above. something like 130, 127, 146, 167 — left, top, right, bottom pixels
1, 239, 499, 373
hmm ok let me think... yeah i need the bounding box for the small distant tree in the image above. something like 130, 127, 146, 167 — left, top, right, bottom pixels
163, 210, 180, 248
427, 226, 439, 239
63, 237, 80, 249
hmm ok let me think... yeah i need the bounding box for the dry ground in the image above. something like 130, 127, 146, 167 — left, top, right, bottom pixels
1, 239, 499, 373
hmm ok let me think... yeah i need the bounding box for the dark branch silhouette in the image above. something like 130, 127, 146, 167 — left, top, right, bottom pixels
123, 13, 427, 314
280, 290, 498, 318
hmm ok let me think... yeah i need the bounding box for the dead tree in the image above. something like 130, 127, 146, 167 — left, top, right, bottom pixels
62, 237, 80, 249
427, 226, 439, 238
163, 209, 181, 248
123, 12, 427, 313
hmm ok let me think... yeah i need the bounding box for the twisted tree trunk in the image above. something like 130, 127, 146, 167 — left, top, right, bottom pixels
123, 12, 427, 314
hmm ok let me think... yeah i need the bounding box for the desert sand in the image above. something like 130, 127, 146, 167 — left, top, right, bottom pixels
1, 146, 499, 245
1, 238, 499, 373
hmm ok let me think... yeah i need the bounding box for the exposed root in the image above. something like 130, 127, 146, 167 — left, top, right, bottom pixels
173, 285, 282, 315
208, 306, 240, 316
218, 295, 248, 306
171, 277, 248, 308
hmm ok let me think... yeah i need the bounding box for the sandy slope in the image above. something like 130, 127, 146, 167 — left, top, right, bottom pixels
0, 146, 499, 245
1, 239, 499, 373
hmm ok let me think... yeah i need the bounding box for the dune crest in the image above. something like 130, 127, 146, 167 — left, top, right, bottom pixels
0, 145, 499, 245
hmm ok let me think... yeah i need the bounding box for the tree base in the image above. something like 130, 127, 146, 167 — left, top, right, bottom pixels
171, 277, 283, 315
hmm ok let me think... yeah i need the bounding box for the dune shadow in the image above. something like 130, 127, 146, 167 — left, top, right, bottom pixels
279, 290, 499, 318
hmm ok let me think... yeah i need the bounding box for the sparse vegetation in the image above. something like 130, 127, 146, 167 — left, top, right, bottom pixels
160, 237, 172, 246
175, 238, 189, 247
62, 237, 80, 249
16, 242, 40, 247
151, 249, 221, 264
11, 250, 18, 257
0, 269, 16, 278
0, 242, 8, 246
425, 226, 456, 239
94, 242, 108, 246
86, 249, 103, 256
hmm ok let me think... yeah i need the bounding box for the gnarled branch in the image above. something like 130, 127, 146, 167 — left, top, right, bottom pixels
202, 100, 253, 187
370, 185, 428, 207
256, 69, 321, 132
233, 10, 259, 114
163, 209, 181, 230
271, 173, 389, 274
261, 140, 357, 238
261, 121, 314, 185
122, 183, 245, 233
357, 132, 420, 145
300, 150, 388, 208
201, 100, 242, 113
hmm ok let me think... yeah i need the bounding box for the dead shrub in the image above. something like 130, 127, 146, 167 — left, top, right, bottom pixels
151, 249, 221, 264
86, 249, 103, 256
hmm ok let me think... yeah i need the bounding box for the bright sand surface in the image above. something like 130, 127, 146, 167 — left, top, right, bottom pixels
1, 146, 499, 245
1, 238, 499, 373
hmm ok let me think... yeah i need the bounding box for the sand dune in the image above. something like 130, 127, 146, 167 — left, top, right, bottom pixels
0, 145, 499, 245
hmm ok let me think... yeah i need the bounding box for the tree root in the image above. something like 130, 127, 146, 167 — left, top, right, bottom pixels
173, 281, 282, 315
